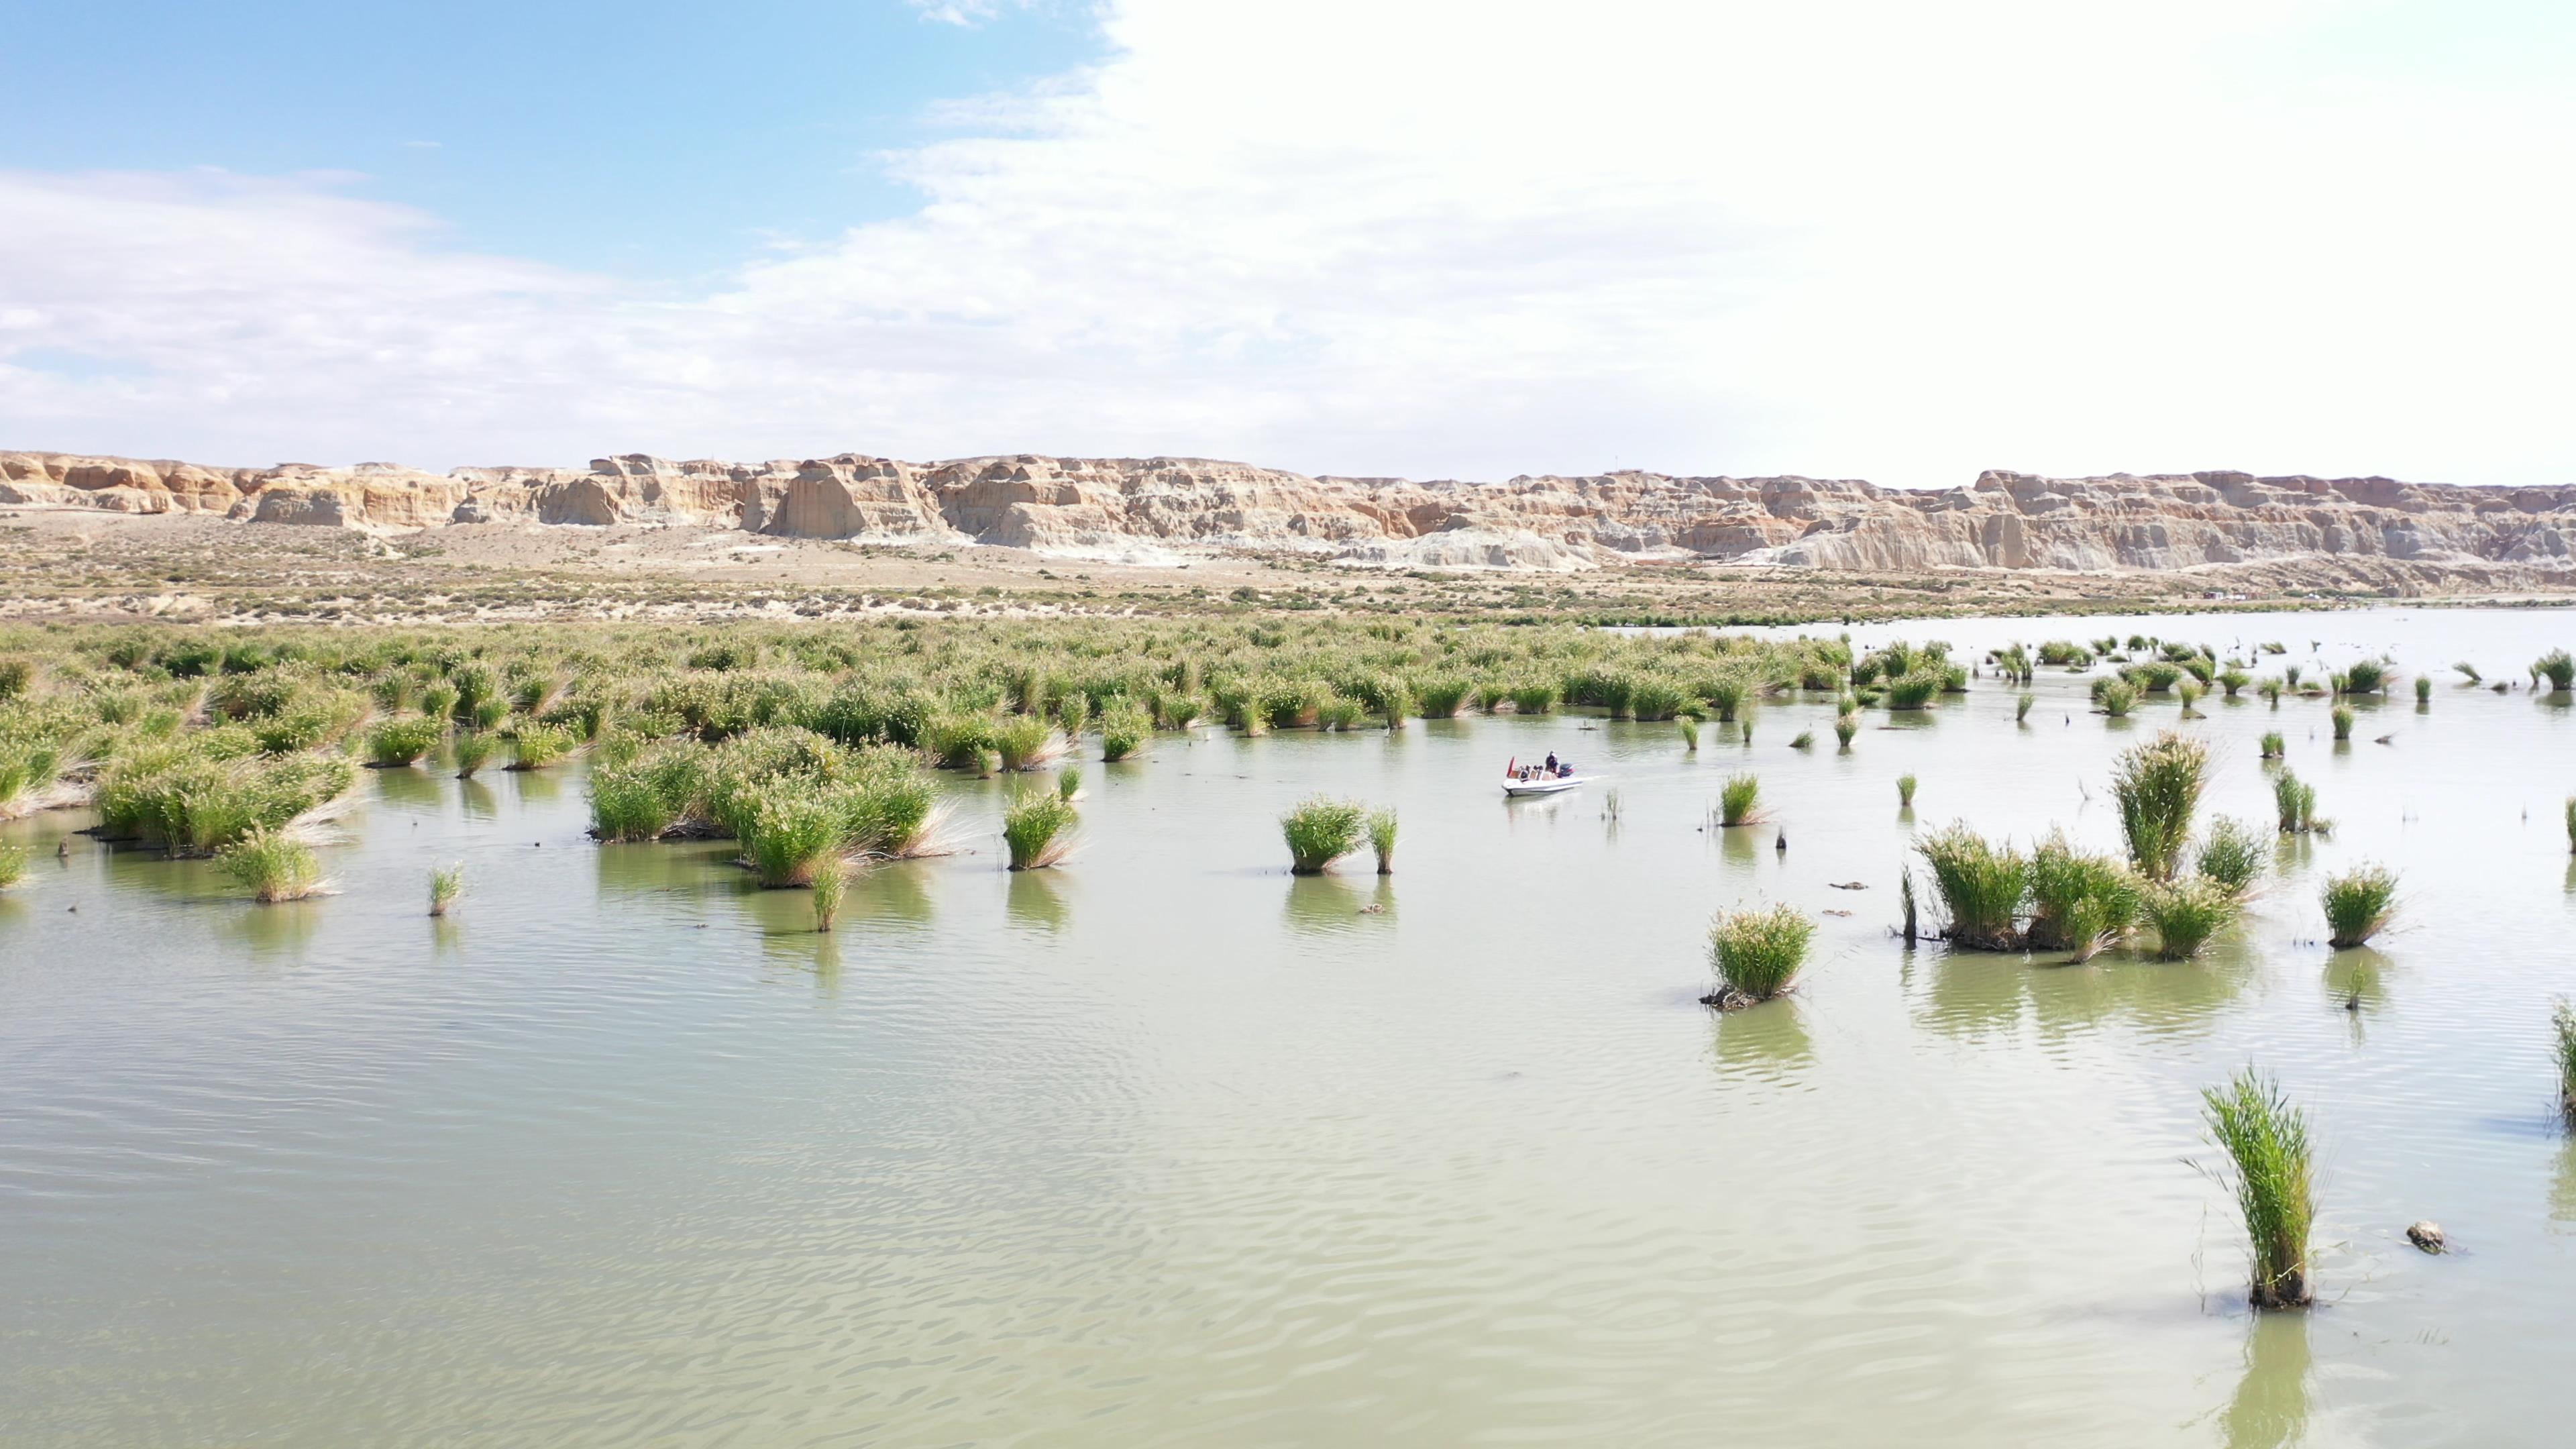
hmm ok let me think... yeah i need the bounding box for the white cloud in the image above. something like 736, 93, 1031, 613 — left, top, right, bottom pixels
4, 0, 2573, 486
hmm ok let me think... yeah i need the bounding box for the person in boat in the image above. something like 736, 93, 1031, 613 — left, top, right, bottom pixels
1544, 751, 1560, 776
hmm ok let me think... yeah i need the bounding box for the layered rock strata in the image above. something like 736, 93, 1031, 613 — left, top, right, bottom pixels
5, 449, 2571, 575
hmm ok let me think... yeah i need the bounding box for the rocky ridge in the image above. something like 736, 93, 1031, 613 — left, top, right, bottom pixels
6, 449, 2573, 577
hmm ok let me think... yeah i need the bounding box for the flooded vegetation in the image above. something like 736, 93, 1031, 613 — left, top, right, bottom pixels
6, 607, 2576, 1444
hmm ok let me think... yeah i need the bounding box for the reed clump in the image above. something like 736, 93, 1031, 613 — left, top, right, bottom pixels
2194, 816, 2269, 896
2016, 692, 2035, 723
2025, 830, 2140, 955
2200, 1067, 2316, 1309
2144, 878, 2238, 960
2553, 998, 2576, 1124
1281, 796, 1367, 875
1703, 902, 1815, 1008
2097, 679, 2138, 717
1896, 773, 1917, 808
1099, 704, 1150, 763
1718, 773, 1763, 826
452, 731, 496, 778
365, 716, 445, 767
2321, 865, 2397, 948
2330, 704, 2355, 742
811, 861, 845, 930
429, 863, 463, 916
1916, 823, 2028, 951
2111, 731, 2208, 881
2259, 731, 2284, 760
1367, 808, 1398, 875
1058, 766, 1082, 802
2273, 769, 2324, 834
1004, 790, 1077, 871
217, 826, 323, 902
1833, 712, 1858, 749
2534, 649, 2574, 692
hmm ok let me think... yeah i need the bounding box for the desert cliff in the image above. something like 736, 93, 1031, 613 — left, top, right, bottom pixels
6, 448, 2573, 578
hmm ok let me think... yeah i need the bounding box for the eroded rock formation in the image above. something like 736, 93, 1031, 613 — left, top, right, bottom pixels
5, 447, 2572, 576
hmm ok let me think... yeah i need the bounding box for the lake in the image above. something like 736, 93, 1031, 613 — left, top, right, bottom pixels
5, 608, 2575, 1446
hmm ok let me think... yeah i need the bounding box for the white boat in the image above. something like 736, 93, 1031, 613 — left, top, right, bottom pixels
1501, 772, 1589, 798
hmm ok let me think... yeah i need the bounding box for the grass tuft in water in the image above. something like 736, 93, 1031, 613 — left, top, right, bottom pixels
1916, 822, 2027, 950
1004, 790, 1077, 871
218, 826, 322, 902
2111, 730, 2208, 881
810, 861, 845, 930
1718, 773, 1762, 826
2554, 998, 2576, 1123
2144, 877, 2238, 959
1281, 796, 1366, 875
993, 714, 1061, 771
2414, 676, 2431, 705
1884, 672, 1941, 710
2273, 769, 2322, 834
2098, 679, 2138, 717
1833, 712, 1858, 749
452, 731, 496, 778
1058, 766, 1081, 802
1367, 808, 1398, 874
2200, 1067, 2316, 1309
1703, 903, 1815, 1007
2016, 691, 2035, 723
2330, 704, 2355, 741
1678, 715, 1699, 751
1896, 772, 1917, 808
2321, 864, 2397, 948
429, 863, 463, 916
2535, 649, 2575, 692
366, 716, 445, 767
1099, 704, 1150, 762
2195, 816, 2269, 895
1790, 729, 1814, 750
2259, 731, 2284, 760
2025, 830, 2140, 954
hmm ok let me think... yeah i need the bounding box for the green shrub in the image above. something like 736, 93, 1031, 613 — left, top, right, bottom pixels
2098, 680, 2137, 717
2344, 659, 2387, 695
366, 716, 445, 767
2201, 1069, 2316, 1309
2025, 830, 2140, 953
2218, 669, 2251, 696
1916, 823, 2027, 951
1705, 903, 1815, 1006
2321, 865, 2397, 948
1281, 796, 1366, 875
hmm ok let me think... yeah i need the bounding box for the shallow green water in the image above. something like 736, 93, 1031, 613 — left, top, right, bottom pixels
5, 608, 2576, 1446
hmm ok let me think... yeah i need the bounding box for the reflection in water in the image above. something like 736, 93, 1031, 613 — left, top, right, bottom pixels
458, 778, 500, 821
1719, 824, 1760, 867
2222, 1312, 2314, 1449
1919, 949, 2251, 1040
1709, 998, 1813, 1077
1281, 872, 1389, 932
2553, 1138, 2576, 1228
2563, 857, 2576, 896
2322, 949, 2390, 1044
372, 764, 442, 810
1006, 870, 1069, 933
851, 862, 936, 926
509, 768, 564, 805
596, 838, 748, 900
217, 896, 325, 961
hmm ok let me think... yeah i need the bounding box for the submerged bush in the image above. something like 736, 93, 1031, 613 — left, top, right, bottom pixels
2321, 864, 2398, 948
1281, 796, 1367, 875
2194, 816, 2269, 895
217, 826, 322, 902
2144, 878, 2237, 960
1917, 823, 2027, 951
2200, 1068, 2316, 1309
2112, 731, 2208, 881
1704, 903, 1815, 1007
1003, 790, 1077, 871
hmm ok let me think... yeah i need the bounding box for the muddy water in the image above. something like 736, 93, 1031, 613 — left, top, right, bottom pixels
4, 608, 2575, 1447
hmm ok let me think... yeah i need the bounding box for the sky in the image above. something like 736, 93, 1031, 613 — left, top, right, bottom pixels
3, 0, 2573, 488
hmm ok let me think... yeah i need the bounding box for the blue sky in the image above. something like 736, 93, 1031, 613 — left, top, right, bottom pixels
1, 0, 1104, 277
1, 1, 2573, 486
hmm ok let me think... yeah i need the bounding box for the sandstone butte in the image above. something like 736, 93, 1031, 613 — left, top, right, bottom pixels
5, 449, 2574, 578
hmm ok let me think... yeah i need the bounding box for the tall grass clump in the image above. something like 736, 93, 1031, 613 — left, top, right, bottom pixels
2025, 830, 2140, 955
811, 863, 845, 930
1833, 711, 1858, 749
2111, 731, 2208, 881
365, 716, 445, 767
1281, 796, 1367, 875
2330, 704, 2355, 742
1884, 672, 1941, 710
1896, 773, 1917, 808
2273, 770, 2322, 834
1703, 903, 1815, 1008
2200, 1068, 2316, 1309
507, 722, 574, 769
453, 731, 496, 778
1099, 704, 1150, 763
217, 826, 322, 902
2098, 679, 2138, 717
2414, 676, 2431, 705
2321, 865, 2397, 948
1058, 766, 1082, 802
1916, 823, 2028, 951
1367, 808, 1398, 875
2195, 816, 2269, 895
429, 863, 463, 916
740, 789, 849, 887
2259, 731, 2284, 760
1003, 790, 1077, 871
2144, 878, 2237, 960
1678, 715, 1699, 751
2343, 659, 2387, 695
2453, 661, 2481, 684
992, 714, 1061, 772
2553, 998, 2576, 1123
2536, 649, 2574, 692
2016, 692, 2035, 723
2563, 796, 2575, 853
1718, 773, 1762, 826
